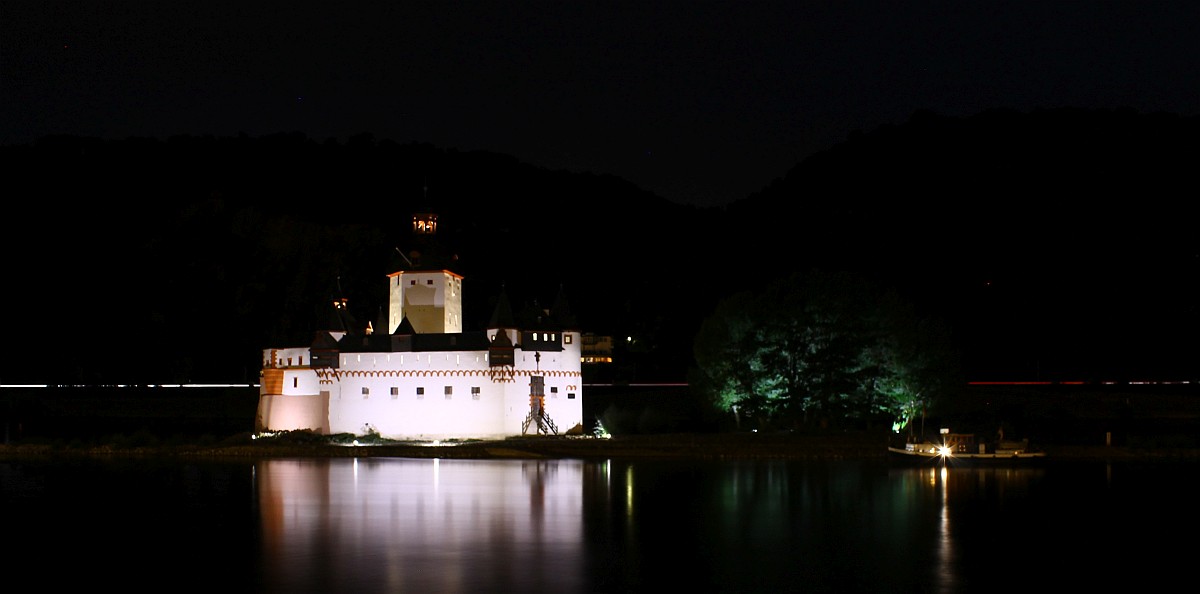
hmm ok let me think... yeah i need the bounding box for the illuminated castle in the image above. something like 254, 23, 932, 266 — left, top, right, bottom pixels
255, 210, 584, 440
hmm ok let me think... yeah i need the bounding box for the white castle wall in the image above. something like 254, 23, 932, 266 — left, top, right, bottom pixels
263, 347, 313, 370
258, 330, 584, 440
256, 391, 329, 434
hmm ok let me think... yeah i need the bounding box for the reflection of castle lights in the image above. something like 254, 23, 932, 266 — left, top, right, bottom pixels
257, 458, 587, 592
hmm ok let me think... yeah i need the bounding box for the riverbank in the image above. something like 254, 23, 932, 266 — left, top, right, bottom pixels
4, 429, 1199, 462
4, 382, 1199, 459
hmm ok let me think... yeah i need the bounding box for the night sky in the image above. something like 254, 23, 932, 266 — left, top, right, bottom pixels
5, 2, 1200, 208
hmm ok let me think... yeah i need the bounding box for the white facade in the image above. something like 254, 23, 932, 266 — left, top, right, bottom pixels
257, 268, 584, 440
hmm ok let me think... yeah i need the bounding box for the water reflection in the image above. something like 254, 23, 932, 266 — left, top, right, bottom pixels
682, 460, 955, 592
5, 456, 1197, 592
256, 458, 590, 593
937, 467, 955, 594
889, 465, 1048, 594
252, 458, 1068, 593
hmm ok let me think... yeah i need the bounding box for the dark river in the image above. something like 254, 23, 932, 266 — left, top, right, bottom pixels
2, 454, 1195, 593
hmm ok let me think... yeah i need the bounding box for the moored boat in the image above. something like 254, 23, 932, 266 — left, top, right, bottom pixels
888, 430, 1046, 463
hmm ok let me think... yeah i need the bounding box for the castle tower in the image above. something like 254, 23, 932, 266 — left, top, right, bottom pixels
386, 269, 463, 334
387, 209, 462, 334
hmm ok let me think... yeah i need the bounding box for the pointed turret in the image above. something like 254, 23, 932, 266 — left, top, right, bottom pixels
487, 286, 516, 367
389, 315, 417, 351
488, 285, 517, 330
517, 298, 555, 333
324, 297, 358, 339
549, 284, 577, 329
310, 297, 348, 368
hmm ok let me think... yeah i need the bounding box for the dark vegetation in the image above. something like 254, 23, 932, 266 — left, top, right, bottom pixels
2, 106, 1199, 442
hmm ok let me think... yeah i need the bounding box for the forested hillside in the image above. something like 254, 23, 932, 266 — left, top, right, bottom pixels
724, 107, 1200, 382
3, 107, 1197, 385
4, 133, 716, 384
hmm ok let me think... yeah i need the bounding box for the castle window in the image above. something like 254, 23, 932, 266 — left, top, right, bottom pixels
390, 387, 399, 396
410, 280, 416, 286
565, 334, 573, 344
416, 387, 425, 399
471, 386, 480, 400
427, 280, 433, 285
293, 377, 298, 388
444, 386, 453, 399
362, 387, 369, 396
568, 393, 576, 399
551, 386, 558, 393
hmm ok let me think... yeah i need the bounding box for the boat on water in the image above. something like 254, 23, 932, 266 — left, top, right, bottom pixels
888, 430, 1046, 463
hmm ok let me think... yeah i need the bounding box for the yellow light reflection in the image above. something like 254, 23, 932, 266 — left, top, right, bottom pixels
625, 465, 635, 522
937, 464, 955, 592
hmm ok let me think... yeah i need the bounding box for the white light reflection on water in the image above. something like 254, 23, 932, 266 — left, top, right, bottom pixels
934, 465, 956, 594
242, 455, 1200, 593
917, 464, 1051, 593
257, 458, 588, 594
7, 454, 1198, 592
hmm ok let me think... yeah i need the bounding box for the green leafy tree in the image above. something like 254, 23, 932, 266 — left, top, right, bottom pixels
761, 271, 875, 426
691, 291, 770, 429
858, 289, 963, 436
692, 269, 960, 431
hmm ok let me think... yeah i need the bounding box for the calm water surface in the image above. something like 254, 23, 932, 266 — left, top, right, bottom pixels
3, 455, 1196, 593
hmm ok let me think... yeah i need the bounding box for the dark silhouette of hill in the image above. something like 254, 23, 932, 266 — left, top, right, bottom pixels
2, 132, 717, 384
2, 106, 1197, 385
724, 106, 1200, 382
